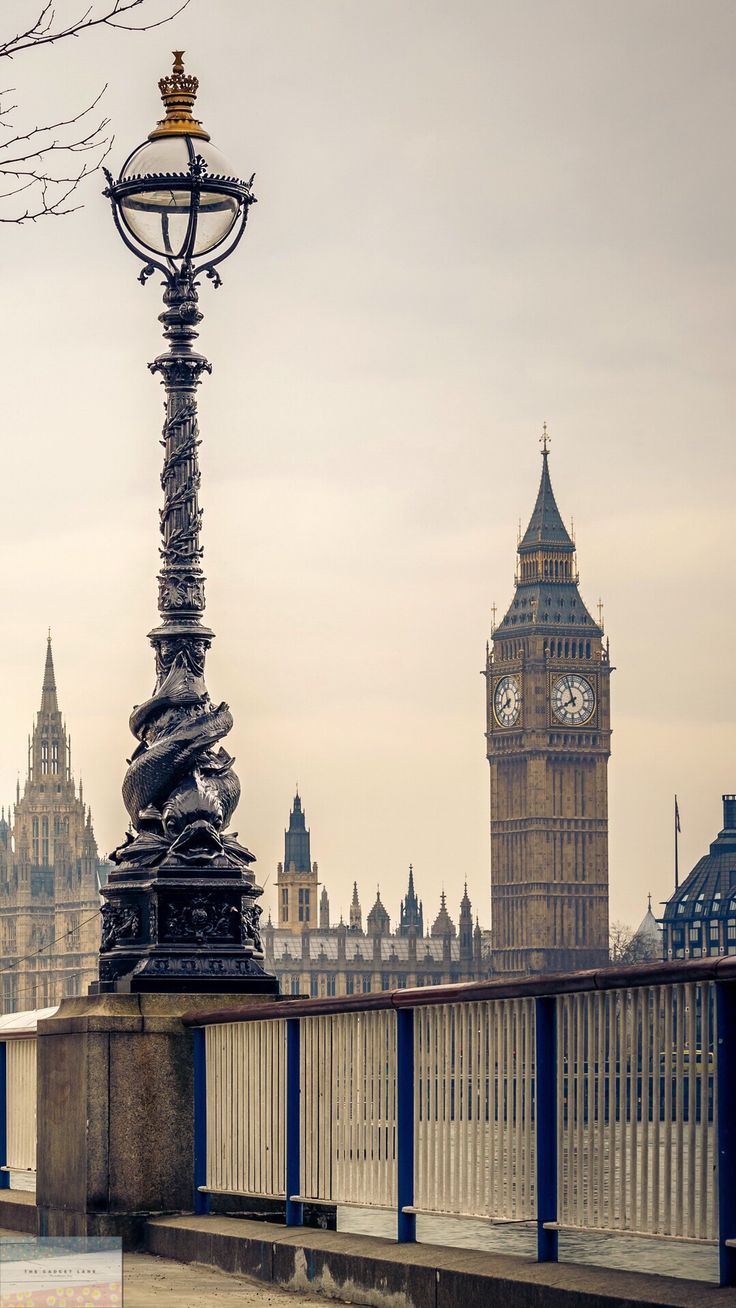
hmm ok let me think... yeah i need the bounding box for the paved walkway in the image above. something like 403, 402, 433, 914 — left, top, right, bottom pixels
123, 1250, 335, 1307
0, 1230, 336, 1308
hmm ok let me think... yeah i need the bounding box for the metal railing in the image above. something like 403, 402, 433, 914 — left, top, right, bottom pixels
414, 998, 536, 1221
0, 1006, 56, 1189
188, 957, 736, 1287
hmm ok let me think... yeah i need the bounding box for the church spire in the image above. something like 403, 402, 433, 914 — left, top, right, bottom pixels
494, 434, 600, 637
349, 881, 362, 932
518, 440, 575, 555
430, 889, 456, 939
27, 633, 71, 788
284, 789, 310, 872
398, 862, 424, 937
40, 633, 59, 714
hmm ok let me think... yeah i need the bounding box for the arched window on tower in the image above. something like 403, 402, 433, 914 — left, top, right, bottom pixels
41, 742, 48, 775
32, 816, 39, 863
41, 816, 49, 866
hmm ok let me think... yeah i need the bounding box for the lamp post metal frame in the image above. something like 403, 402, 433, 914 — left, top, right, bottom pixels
91, 57, 276, 996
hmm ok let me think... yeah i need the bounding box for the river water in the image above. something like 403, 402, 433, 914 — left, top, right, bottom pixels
10, 1171, 716, 1285
338, 1205, 718, 1285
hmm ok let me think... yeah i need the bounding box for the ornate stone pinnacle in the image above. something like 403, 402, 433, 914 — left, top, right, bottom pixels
149, 50, 210, 142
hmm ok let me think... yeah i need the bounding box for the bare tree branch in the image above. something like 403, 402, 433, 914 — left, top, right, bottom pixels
0, 1, 191, 223
1, 0, 191, 59
609, 920, 660, 966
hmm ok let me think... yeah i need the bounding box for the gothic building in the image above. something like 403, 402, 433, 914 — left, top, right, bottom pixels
485, 440, 611, 975
662, 795, 736, 961
275, 791, 318, 931
264, 793, 490, 996
0, 639, 104, 1011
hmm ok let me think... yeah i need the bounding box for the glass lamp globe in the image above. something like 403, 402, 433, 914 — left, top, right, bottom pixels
120, 137, 240, 259
116, 51, 246, 262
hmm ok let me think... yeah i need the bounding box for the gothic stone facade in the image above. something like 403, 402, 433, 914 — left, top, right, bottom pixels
486, 448, 611, 975
0, 640, 103, 1011
265, 794, 489, 996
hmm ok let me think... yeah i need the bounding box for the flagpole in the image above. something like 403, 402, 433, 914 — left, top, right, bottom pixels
674, 794, 680, 890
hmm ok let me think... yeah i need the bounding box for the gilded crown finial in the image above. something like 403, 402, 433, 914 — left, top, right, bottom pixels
148, 49, 210, 142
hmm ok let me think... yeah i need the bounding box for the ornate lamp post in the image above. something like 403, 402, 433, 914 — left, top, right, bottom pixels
94, 52, 277, 993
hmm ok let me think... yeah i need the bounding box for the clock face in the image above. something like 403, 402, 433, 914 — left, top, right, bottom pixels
551, 673, 595, 725
493, 675, 521, 727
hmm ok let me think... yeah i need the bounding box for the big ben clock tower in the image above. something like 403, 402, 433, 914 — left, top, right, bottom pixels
485, 431, 611, 976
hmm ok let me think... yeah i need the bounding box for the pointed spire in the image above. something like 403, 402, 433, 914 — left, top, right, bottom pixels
319, 885, 330, 929
399, 863, 424, 937
285, 788, 310, 869
367, 885, 390, 937
40, 633, 59, 714
349, 880, 363, 932
518, 438, 575, 554
431, 889, 456, 939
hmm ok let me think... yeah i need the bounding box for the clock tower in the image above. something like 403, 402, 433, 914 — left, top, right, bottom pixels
485, 438, 611, 975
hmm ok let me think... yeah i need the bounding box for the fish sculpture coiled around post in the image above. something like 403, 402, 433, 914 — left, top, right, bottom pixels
111, 648, 254, 871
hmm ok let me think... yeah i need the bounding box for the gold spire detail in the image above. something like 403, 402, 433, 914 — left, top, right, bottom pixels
148, 51, 210, 142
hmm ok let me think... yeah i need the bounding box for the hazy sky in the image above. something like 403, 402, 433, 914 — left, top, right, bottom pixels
1, 1, 734, 934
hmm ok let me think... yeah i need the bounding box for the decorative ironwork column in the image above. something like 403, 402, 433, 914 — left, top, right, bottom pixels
92, 53, 277, 994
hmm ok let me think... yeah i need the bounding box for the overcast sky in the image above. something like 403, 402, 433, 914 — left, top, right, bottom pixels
1, 0, 734, 934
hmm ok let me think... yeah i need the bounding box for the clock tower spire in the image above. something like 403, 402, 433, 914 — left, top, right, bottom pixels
485, 434, 611, 975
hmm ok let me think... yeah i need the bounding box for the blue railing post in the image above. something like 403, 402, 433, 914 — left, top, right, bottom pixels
285, 1018, 303, 1227
396, 1006, 416, 1243
535, 995, 558, 1262
0, 1041, 8, 1190
192, 1026, 210, 1215
716, 980, 736, 1287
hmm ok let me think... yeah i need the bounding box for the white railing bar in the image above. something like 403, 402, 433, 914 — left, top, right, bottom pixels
403, 1206, 534, 1224
544, 1221, 717, 1246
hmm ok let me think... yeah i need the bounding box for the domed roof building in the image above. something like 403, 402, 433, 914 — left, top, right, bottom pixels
629, 895, 663, 962
662, 795, 736, 960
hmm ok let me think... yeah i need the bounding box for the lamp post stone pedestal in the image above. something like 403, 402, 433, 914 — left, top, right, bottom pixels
36, 992, 271, 1247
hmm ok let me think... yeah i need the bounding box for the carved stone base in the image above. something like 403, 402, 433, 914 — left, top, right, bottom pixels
91, 951, 278, 994
95, 859, 278, 995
